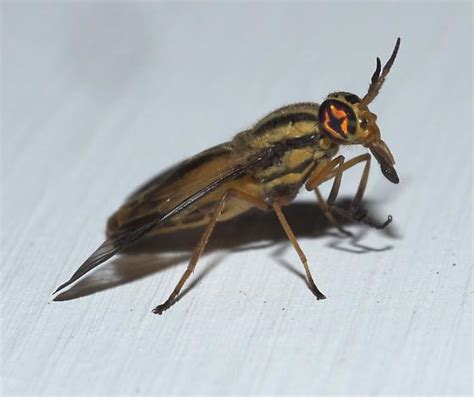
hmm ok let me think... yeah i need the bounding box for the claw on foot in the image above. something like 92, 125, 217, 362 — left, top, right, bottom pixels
367, 214, 392, 229
381, 215, 393, 229
336, 205, 393, 230
316, 292, 327, 300
311, 287, 327, 300
152, 301, 172, 315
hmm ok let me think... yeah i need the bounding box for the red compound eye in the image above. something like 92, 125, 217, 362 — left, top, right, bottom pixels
318, 100, 357, 141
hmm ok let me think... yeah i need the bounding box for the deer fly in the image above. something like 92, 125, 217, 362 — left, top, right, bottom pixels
54, 38, 401, 314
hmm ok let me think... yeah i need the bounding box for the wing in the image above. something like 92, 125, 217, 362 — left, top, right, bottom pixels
106, 138, 251, 236
125, 141, 236, 202
53, 139, 261, 294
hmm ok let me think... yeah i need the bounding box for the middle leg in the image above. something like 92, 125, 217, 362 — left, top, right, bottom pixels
152, 188, 269, 314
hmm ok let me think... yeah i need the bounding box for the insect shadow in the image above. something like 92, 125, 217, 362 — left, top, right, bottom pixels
54, 198, 399, 302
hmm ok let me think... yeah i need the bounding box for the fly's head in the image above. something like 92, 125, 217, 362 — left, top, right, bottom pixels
317, 38, 401, 184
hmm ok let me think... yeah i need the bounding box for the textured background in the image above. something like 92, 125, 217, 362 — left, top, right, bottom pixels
2, 2, 472, 395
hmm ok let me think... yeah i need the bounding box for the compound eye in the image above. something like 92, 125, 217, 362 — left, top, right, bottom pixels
318, 100, 357, 141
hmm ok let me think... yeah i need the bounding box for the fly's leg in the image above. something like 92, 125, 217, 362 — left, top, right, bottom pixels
314, 187, 351, 236
153, 189, 269, 315
307, 155, 352, 235
331, 154, 392, 229
306, 154, 392, 230
273, 201, 326, 300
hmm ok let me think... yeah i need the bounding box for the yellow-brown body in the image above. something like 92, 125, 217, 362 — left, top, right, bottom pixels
54, 38, 401, 314
107, 102, 338, 237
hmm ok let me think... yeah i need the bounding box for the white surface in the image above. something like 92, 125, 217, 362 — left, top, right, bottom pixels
2, 2, 472, 396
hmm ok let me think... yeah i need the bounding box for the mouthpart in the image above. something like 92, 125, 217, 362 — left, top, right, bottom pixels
368, 140, 399, 184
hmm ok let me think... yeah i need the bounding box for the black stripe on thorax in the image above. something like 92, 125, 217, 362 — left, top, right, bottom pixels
248, 133, 320, 171
254, 112, 319, 136
282, 134, 319, 150
249, 133, 321, 182
259, 156, 315, 183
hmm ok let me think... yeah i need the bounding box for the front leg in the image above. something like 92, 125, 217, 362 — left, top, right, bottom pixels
306, 154, 392, 230
306, 156, 352, 235
314, 186, 352, 236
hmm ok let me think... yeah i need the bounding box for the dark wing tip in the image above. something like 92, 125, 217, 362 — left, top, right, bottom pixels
52, 213, 167, 296
53, 282, 69, 295
52, 238, 121, 295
